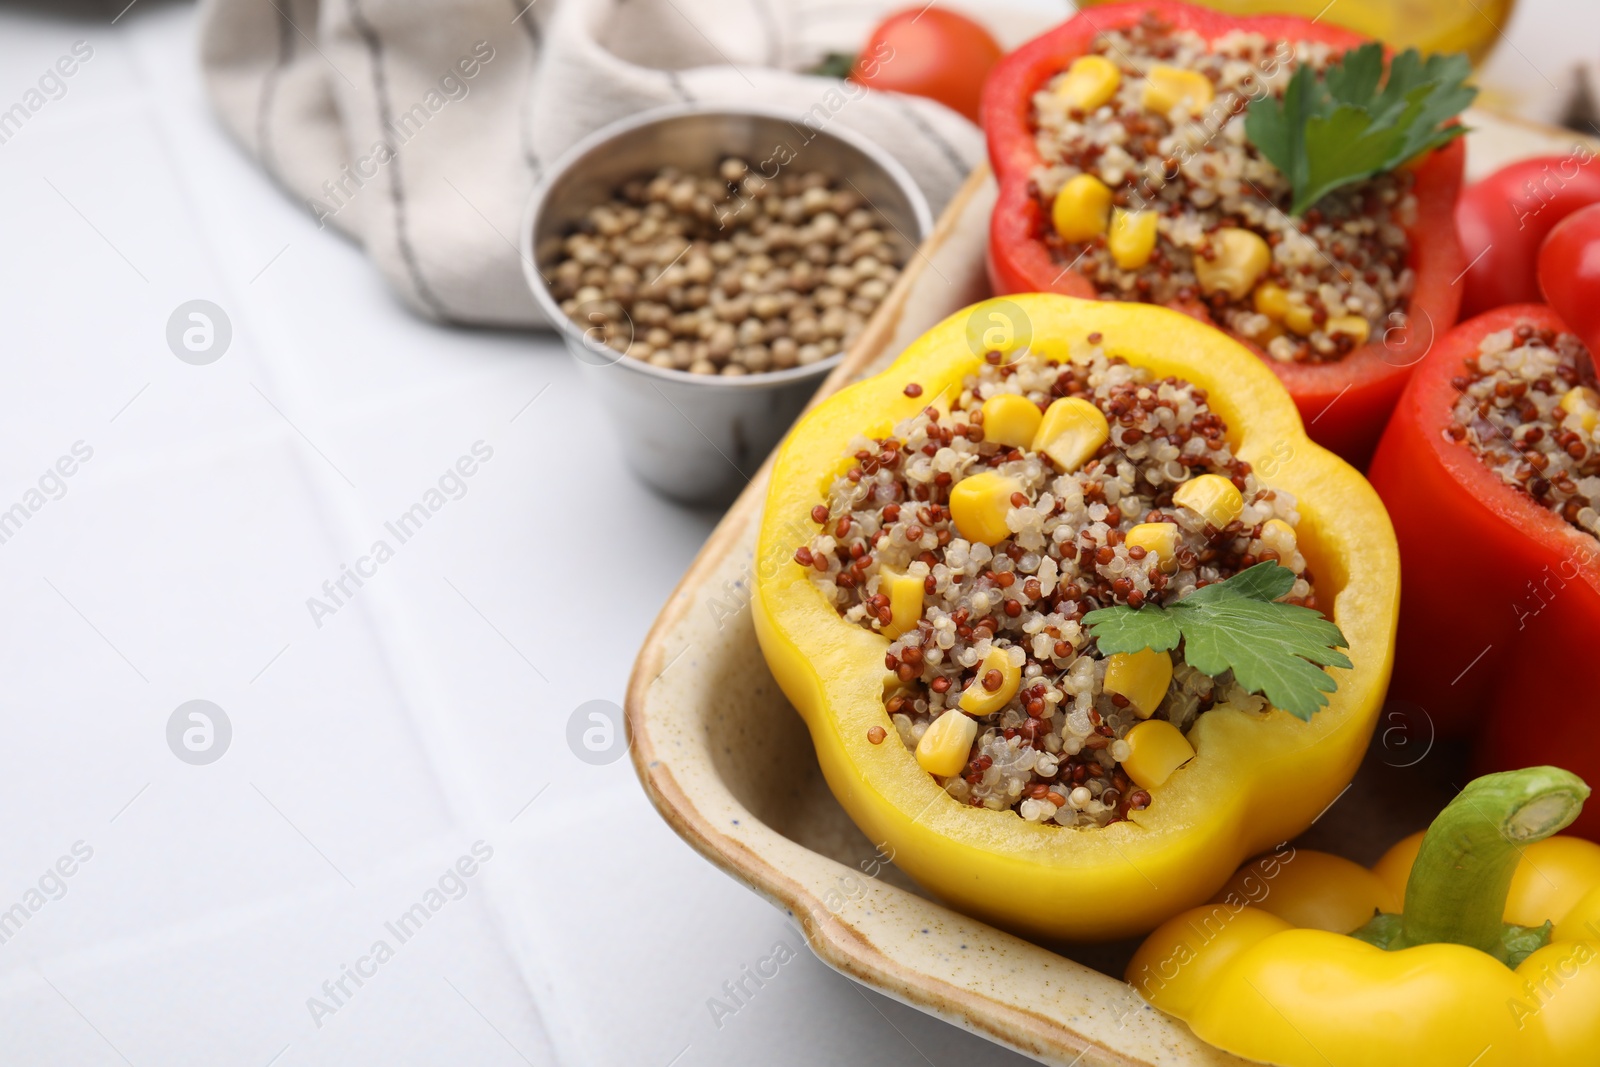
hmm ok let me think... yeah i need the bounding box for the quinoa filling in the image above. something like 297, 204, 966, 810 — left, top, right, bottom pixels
798, 341, 1317, 828
1030, 14, 1415, 364
1447, 321, 1600, 538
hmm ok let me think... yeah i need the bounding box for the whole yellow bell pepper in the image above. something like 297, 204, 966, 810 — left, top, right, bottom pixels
1129, 766, 1600, 1066
752, 294, 1399, 941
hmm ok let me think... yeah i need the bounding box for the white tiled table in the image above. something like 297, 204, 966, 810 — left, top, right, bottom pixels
0, 3, 1046, 1064
1, 1, 1588, 1065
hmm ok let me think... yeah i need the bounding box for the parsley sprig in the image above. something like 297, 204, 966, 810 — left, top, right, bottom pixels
1244, 43, 1476, 215
1082, 563, 1351, 721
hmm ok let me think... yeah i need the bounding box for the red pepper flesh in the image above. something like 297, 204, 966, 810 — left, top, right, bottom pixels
980, 0, 1466, 467
1369, 304, 1600, 839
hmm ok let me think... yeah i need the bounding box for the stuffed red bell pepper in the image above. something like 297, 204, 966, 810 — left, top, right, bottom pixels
1370, 305, 1600, 837
981, 0, 1470, 465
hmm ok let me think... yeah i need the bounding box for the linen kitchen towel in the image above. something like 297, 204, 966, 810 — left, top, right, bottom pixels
198, 0, 1042, 326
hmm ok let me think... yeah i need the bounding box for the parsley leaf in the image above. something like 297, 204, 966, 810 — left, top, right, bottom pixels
1295, 102, 1412, 213
1079, 599, 1182, 655
1244, 43, 1475, 215
1082, 563, 1351, 721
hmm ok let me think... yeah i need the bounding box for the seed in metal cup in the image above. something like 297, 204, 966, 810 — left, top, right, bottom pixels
522, 104, 931, 505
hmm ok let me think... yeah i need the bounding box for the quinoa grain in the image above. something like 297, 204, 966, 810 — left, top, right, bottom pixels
1030, 15, 1415, 364
1449, 323, 1600, 537
803, 339, 1317, 827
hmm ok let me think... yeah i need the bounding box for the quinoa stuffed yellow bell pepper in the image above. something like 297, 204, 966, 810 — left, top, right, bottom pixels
1129, 766, 1600, 1066
752, 294, 1398, 941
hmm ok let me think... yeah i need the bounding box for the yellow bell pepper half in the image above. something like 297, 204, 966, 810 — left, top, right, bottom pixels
1129, 767, 1600, 1067
752, 294, 1398, 941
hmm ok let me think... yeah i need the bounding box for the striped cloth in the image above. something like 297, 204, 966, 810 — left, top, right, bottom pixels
197, 0, 1041, 327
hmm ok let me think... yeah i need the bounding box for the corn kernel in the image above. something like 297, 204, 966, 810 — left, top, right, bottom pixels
1173, 473, 1244, 529
1194, 228, 1271, 301
1257, 518, 1298, 562
1283, 301, 1317, 337
1033, 396, 1110, 473
1252, 283, 1291, 321
1142, 65, 1214, 117
916, 708, 978, 777
879, 568, 925, 640
1103, 647, 1174, 719
1250, 319, 1287, 345
1122, 719, 1196, 789
1055, 54, 1121, 112
959, 646, 1023, 717
1561, 386, 1599, 433
981, 394, 1044, 449
1051, 174, 1114, 243
1125, 522, 1178, 569
949, 471, 1023, 546
1108, 209, 1160, 270
1325, 315, 1370, 346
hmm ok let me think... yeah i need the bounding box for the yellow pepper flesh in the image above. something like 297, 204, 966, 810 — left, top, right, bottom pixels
752, 295, 1398, 941
1130, 768, 1600, 1066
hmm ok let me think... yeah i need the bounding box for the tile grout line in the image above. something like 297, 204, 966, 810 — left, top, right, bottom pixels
123, 24, 587, 1067
303, 471, 597, 1067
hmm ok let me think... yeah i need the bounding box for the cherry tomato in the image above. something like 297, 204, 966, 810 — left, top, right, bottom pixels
1537, 202, 1600, 353
1456, 152, 1600, 317
850, 8, 1003, 124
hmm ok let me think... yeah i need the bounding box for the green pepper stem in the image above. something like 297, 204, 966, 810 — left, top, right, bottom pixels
1391, 767, 1589, 959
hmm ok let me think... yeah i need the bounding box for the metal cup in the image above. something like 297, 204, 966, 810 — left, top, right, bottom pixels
521, 104, 932, 506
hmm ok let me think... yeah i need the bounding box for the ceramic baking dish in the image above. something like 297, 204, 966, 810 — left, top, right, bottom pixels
625, 109, 1591, 1066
